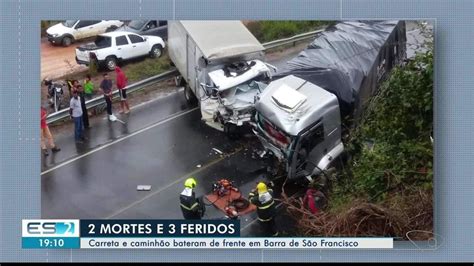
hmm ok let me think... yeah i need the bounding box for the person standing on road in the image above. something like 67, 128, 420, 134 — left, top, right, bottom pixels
83, 74, 95, 100
248, 182, 278, 237
115, 66, 130, 114
74, 84, 90, 129
69, 90, 85, 143
180, 177, 205, 220
41, 106, 61, 156
100, 73, 117, 121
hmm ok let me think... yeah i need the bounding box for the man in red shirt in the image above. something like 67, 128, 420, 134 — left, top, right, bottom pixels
115, 66, 130, 114
41, 107, 61, 156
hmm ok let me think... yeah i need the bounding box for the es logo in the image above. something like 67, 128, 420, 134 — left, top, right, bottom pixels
27, 222, 75, 235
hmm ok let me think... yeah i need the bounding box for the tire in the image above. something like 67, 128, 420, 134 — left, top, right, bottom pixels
62, 36, 73, 47
105, 56, 117, 71
184, 85, 197, 105
175, 76, 186, 87
150, 44, 163, 58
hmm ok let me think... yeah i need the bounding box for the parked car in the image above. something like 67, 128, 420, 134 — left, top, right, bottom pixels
75, 31, 166, 71
46, 20, 124, 47
116, 20, 168, 40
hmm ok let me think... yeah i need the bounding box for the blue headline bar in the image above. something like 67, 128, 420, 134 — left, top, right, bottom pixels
80, 220, 240, 237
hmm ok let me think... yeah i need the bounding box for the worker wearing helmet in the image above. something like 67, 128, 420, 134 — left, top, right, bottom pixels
248, 181, 278, 236
180, 177, 205, 220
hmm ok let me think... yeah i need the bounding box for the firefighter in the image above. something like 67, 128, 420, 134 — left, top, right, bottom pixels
180, 177, 205, 220
248, 182, 278, 236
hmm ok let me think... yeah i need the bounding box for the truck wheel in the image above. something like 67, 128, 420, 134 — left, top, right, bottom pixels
175, 76, 186, 87
62, 36, 73, 47
105, 56, 117, 71
184, 85, 198, 105
150, 45, 163, 58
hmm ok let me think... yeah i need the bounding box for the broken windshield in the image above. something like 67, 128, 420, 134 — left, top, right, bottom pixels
128, 20, 147, 30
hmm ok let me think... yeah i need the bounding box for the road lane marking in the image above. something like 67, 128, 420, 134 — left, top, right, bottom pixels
106, 147, 244, 219
41, 107, 199, 175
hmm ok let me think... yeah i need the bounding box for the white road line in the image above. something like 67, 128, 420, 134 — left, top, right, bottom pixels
106, 147, 243, 219
41, 107, 198, 176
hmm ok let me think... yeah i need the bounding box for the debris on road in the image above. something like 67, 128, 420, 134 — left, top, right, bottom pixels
196, 164, 202, 168
212, 148, 224, 155
137, 185, 152, 191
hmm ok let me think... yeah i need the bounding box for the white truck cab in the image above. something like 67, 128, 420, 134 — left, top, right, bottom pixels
254, 75, 344, 181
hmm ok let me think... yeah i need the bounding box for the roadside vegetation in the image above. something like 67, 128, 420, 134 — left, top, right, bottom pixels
120, 54, 171, 83
283, 42, 434, 239
245, 21, 334, 43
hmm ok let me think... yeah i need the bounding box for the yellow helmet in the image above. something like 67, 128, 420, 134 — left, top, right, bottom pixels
257, 182, 268, 194
184, 177, 197, 189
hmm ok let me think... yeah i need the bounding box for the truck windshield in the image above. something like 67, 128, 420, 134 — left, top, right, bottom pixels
128, 20, 147, 30
94, 36, 111, 48
62, 20, 78, 28
256, 113, 291, 148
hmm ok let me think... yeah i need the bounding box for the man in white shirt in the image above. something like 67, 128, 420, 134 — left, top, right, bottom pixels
69, 90, 85, 143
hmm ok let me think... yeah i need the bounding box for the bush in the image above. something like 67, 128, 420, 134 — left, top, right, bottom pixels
346, 49, 434, 200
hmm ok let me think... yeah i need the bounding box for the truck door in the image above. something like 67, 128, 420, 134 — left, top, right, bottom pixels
115, 35, 133, 60
127, 34, 148, 58
288, 122, 325, 180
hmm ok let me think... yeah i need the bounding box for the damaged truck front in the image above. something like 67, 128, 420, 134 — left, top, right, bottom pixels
253, 21, 407, 181
168, 21, 275, 133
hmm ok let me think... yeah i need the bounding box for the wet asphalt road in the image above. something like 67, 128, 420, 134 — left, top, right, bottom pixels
41, 91, 289, 236
40, 47, 307, 236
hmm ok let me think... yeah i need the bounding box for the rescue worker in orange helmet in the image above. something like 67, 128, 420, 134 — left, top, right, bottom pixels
248, 181, 278, 236
180, 177, 205, 220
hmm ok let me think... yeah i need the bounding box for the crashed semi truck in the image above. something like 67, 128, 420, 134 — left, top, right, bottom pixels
168, 21, 275, 133
253, 21, 407, 182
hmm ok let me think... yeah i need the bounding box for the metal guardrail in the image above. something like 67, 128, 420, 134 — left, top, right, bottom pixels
46, 28, 324, 124
46, 69, 178, 124
262, 29, 324, 50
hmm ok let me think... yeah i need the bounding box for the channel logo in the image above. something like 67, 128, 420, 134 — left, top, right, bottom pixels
22, 220, 80, 237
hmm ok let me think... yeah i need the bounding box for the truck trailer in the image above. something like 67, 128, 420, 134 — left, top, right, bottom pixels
168, 21, 275, 133
253, 21, 407, 182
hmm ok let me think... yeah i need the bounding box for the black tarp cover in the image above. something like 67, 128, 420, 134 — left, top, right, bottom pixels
273, 21, 405, 117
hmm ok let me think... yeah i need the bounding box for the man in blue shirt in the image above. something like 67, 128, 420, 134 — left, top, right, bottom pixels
100, 73, 117, 121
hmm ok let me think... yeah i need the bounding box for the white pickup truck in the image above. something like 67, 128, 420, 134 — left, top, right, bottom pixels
75, 31, 165, 71
46, 20, 124, 47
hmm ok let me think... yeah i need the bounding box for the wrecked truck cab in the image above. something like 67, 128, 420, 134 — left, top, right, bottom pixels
254, 75, 344, 181
168, 21, 274, 134
201, 60, 272, 132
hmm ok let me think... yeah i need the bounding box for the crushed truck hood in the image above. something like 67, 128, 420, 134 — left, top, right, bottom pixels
208, 60, 269, 91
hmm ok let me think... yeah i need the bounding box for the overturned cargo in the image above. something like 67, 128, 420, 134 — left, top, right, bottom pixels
273, 20, 407, 118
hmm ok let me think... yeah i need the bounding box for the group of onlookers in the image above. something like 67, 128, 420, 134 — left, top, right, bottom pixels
42, 67, 129, 153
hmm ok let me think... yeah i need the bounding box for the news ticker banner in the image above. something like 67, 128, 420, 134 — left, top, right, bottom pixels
22, 219, 393, 249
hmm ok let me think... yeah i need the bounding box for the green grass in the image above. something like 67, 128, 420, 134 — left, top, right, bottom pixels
124, 53, 172, 82
246, 21, 334, 43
